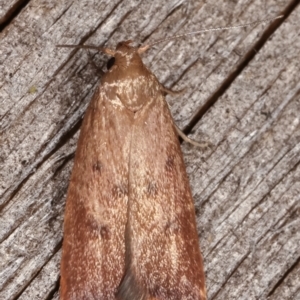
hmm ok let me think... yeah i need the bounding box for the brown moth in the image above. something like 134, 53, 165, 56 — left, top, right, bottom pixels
60, 40, 206, 300
59, 15, 284, 300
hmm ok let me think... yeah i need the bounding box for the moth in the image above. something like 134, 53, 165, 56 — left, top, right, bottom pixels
59, 15, 282, 299
59, 40, 206, 300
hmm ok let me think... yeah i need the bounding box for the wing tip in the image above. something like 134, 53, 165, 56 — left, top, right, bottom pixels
116, 268, 148, 300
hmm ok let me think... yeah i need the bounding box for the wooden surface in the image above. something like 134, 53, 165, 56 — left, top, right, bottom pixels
0, 0, 299, 299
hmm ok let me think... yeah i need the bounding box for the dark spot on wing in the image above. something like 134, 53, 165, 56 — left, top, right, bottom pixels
112, 183, 128, 198
86, 218, 110, 240
165, 155, 175, 172
165, 219, 179, 234
100, 226, 110, 239
147, 182, 158, 197
92, 161, 103, 174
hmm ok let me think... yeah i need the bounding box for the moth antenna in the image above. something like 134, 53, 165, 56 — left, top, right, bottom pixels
56, 44, 115, 56
138, 15, 284, 52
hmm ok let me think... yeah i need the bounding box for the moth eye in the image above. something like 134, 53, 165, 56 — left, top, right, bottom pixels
107, 57, 115, 70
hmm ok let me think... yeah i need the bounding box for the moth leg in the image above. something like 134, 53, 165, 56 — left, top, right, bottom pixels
160, 85, 212, 149
175, 124, 212, 148
160, 85, 186, 96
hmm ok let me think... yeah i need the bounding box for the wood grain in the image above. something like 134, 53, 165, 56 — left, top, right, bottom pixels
0, 0, 299, 299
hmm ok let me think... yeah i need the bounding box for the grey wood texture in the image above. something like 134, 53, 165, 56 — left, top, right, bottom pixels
0, 0, 299, 299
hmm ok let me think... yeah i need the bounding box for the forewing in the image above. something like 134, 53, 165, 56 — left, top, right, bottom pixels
60, 85, 133, 300
122, 93, 206, 300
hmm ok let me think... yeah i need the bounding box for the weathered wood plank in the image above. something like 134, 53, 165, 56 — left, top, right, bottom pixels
0, 0, 298, 299
184, 1, 300, 299
0, 0, 23, 25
